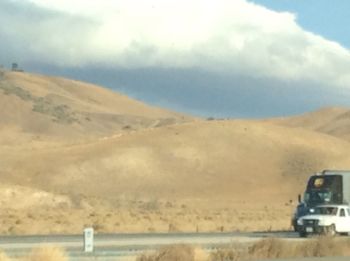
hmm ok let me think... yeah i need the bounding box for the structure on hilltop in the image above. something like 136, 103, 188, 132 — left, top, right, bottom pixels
11, 63, 24, 72
0, 65, 4, 77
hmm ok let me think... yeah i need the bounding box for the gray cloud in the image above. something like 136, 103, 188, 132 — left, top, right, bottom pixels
2, 0, 350, 117
27, 63, 350, 118
2, 0, 350, 87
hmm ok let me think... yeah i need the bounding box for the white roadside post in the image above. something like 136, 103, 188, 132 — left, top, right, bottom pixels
83, 227, 94, 253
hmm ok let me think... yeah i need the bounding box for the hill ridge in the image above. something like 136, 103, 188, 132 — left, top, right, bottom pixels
0, 70, 191, 143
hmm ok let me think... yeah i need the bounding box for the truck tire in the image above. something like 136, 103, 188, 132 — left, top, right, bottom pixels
299, 231, 307, 238
326, 224, 336, 236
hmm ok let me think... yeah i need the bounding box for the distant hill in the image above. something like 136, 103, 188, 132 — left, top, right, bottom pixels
266, 107, 350, 141
1, 71, 350, 206
3, 119, 350, 204
0, 70, 190, 144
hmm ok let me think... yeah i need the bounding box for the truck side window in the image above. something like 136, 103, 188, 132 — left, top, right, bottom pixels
340, 209, 346, 217
347, 209, 350, 216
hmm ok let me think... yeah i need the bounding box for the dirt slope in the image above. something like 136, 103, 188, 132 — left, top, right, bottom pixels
0, 70, 189, 143
3, 119, 350, 204
267, 107, 350, 140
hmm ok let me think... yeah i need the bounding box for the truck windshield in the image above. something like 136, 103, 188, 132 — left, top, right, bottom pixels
304, 175, 342, 205
313, 207, 338, 215
304, 191, 332, 205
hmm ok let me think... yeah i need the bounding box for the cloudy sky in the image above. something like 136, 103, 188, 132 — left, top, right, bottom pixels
1, 0, 350, 117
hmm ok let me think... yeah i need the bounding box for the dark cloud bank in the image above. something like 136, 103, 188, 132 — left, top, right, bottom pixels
2, 0, 350, 118
24, 64, 350, 118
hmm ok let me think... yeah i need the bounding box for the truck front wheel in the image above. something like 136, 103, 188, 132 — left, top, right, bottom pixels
325, 224, 336, 236
299, 231, 307, 238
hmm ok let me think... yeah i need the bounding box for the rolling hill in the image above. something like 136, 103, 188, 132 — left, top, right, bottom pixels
0, 70, 190, 145
2, 70, 350, 234
4, 119, 350, 203
267, 107, 350, 141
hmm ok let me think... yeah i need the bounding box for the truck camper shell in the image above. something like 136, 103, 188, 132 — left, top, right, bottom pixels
321, 170, 350, 204
292, 170, 350, 231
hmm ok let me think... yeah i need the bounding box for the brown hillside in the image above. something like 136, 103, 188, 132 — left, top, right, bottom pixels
267, 107, 350, 140
3, 120, 350, 203
2, 71, 350, 234
2, 118, 350, 234
0, 70, 190, 144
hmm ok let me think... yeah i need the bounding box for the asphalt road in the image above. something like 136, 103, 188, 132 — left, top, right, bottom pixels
0, 231, 290, 260
0, 231, 347, 260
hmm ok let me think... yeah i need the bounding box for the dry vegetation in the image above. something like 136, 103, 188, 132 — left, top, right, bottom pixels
0, 199, 294, 235
137, 237, 350, 261
0, 71, 190, 141
24, 246, 68, 261
0, 247, 67, 261
212, 236, 350, 260
137, 244, 196, 261
1, 238, 349, 261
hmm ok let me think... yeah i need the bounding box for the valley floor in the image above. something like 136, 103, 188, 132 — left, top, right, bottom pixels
0, 200, 293, 235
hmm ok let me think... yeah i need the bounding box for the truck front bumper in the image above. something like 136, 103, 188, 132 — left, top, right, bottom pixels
299, 225, 330, 235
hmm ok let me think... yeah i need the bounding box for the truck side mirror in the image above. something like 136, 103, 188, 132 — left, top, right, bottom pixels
298, 194, 301, 203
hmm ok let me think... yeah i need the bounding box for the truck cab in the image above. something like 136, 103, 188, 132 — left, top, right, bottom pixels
292, 170, 350, 231
297, 204, 350, 237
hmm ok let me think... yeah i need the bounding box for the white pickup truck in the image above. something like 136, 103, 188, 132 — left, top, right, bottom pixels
297, 205, 350, 237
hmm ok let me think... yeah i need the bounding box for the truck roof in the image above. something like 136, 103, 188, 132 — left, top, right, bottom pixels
321, 170, 350, 175
314, 204, 349, 208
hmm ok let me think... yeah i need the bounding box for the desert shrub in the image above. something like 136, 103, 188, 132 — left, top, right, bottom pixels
295, 236, 350, 257
247, 237, 296, 259
211, 236, 350, 261
0, 83, 33, 101
137, 244, 194, 261
141, 200, 160, 211
249, 236, 350, 259
24, 246, 68, 261
168, 223, 180, 232
211, 248, 246, 261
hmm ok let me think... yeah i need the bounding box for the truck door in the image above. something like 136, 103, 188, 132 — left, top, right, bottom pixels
337, 208, 349, 232
346, 209, 350, 232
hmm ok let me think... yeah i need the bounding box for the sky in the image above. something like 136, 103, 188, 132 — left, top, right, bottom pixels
1, 0, 350, 118
252, 0, 350, 48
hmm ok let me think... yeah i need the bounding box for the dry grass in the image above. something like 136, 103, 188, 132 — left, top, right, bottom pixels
0, 247, 67, 261
0, 198, 294, 235
0, 71, 189, 142
211, 237, 350, 260
24, 246, 68, 261
136, 237, 350, 261
137, 244, 195, 261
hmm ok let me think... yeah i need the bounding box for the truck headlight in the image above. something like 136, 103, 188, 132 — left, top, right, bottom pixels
297, 219, 303, 225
